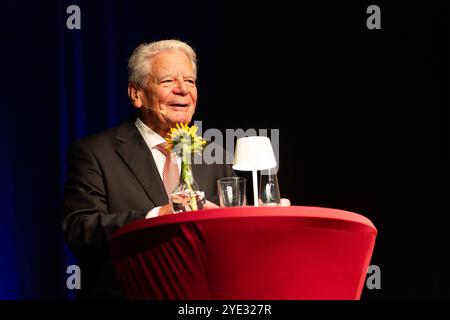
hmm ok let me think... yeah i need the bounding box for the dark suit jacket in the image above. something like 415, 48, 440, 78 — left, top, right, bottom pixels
63, 120, 233, 299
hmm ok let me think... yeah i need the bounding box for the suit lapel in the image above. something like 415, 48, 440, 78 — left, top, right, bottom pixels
114, 121, 168, 207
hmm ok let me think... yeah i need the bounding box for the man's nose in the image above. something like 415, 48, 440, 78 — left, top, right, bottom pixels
173, 79, 188, 95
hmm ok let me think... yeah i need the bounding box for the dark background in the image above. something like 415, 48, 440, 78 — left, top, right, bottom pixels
0, 0, 448, 299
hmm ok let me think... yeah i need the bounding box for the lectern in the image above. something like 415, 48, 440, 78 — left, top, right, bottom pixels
109, 206, 377, 299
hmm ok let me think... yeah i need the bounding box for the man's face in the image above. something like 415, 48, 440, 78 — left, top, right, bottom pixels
140, 50, 197, 132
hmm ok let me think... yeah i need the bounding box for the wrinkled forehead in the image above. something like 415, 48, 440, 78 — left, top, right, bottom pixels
149, 51, 196, 79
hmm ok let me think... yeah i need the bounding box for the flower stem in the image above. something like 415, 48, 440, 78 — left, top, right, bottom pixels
182, 155, 198, 211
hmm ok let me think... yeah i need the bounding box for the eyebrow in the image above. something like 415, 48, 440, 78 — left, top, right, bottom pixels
157, 74, 196, 81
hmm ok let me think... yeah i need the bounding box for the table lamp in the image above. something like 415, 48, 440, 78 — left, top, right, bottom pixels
232, 136, 277, 207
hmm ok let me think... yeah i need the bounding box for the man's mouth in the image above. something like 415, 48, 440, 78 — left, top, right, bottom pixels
169, 103, 189, 108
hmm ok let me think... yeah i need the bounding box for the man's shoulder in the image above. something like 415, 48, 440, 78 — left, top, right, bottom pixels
72, 127, 119, 149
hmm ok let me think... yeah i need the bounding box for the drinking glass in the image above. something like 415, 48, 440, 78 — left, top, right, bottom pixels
259, 168, 281, 206
217, 177, 247, 207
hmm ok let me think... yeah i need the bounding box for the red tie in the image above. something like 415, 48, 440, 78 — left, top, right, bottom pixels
155, 142, 180, 197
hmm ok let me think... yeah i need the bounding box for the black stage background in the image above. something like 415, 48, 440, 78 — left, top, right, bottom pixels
0, 0, 448, 299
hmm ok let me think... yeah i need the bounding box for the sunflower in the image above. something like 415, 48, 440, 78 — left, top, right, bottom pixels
164, 123, 207, 211
165, 123, 207, 157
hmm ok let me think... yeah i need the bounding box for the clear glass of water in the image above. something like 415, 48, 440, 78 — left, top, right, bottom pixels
259, 168, 281, 206
217, 177, 247, 207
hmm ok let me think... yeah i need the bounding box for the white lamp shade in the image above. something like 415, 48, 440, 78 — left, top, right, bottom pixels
232, 136, 277, 171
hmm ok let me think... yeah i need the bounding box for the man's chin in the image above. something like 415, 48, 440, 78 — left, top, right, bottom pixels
168, 113, 192, 125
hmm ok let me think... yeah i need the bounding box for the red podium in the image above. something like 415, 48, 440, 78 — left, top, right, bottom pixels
109, 206, 377, 300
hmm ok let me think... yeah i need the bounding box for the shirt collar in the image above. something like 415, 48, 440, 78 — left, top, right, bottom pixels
134, 118, 167, 149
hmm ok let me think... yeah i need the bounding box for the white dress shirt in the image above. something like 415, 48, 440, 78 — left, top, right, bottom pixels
134, 118, 180, 218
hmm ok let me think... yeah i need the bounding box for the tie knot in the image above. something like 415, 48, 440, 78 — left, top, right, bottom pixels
155, 142, 170, 157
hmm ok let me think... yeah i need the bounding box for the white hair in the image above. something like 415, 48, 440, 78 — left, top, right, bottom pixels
127, 39, 197, 88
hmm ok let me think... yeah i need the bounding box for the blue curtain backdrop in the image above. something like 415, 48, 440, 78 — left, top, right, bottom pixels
0, 0, 449, 299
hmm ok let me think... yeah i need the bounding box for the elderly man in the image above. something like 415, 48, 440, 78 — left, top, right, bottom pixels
63, 40, 232, 299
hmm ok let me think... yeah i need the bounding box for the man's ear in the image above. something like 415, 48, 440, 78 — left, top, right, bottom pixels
128, 83, 143, 108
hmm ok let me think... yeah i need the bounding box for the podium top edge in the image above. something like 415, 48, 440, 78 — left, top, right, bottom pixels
111, 206, 377, 241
